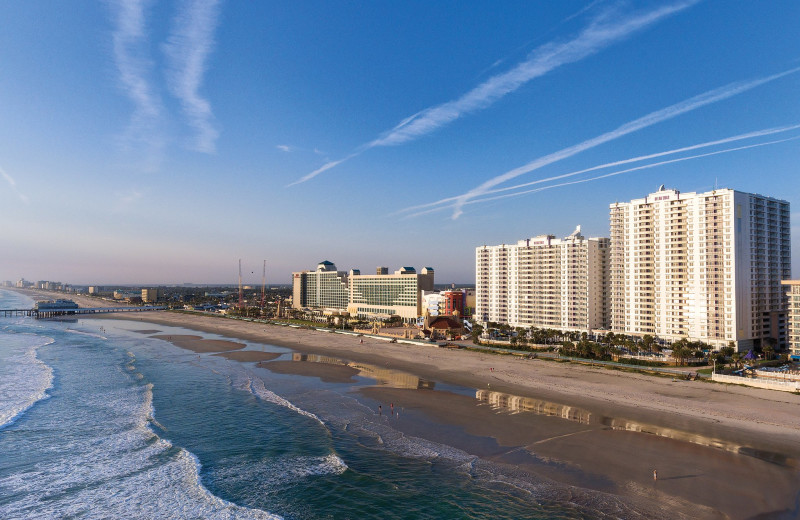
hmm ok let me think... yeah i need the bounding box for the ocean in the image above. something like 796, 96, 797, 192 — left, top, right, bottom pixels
0, 289, 655, 519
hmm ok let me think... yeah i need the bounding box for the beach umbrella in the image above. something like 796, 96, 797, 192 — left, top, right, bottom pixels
744, 349, 757, 361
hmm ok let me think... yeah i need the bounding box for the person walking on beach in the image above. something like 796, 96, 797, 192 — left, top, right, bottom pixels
653, 469, 658, 481
378, 405, 382, 415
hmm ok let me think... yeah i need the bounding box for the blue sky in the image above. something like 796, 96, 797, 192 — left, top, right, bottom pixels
1, 1, 798, 285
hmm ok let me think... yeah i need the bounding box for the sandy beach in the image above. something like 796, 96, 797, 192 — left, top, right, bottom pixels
17, 291, 800, 518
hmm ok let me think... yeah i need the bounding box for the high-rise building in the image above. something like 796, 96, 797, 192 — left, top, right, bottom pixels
780, 280, 800, 360
291, 262, 435, 322
476, 227, 610, 331
610, 187, 790, 349
291, 261, 351, 311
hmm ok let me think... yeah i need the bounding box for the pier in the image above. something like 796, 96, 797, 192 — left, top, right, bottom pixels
0, 306, 167, 318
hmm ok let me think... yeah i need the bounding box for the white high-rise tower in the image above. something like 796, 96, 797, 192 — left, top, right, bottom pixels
610, 187, 790, 349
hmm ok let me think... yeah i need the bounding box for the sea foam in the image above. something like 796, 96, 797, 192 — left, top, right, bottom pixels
0, 332, 54, 430
0, 340, 283, 520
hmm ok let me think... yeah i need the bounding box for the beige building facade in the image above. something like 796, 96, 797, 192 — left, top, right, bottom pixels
780, 280, 800, 360
476, 227, 609, 331
610, 187, 790, 349
292, 262, 435, 322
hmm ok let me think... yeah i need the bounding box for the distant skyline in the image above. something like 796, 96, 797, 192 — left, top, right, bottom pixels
1, 1, 798, 284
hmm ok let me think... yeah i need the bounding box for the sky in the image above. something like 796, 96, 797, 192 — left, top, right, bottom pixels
1, 0, 799, 285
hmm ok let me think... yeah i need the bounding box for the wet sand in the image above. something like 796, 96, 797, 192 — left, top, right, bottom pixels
150, 334, 245, 353
213, 351, 281, 362
361, 386, 799, 520
35, 297, 799, 519
262, 360, 359, 383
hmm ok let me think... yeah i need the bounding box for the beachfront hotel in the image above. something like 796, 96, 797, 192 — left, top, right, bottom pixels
292, 261, 351, 311
610, 187, 790, 349
476, 227, 610, 331
291, 262, 435, 322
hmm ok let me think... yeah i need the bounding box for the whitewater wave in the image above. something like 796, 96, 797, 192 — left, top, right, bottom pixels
0, 350, 282, 520
211, 452, 348, 494
0, 333, 55, 430
65, 328, 107, 340
247, 375, 326, 427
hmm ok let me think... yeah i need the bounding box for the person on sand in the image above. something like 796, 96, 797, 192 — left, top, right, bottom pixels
653, 469, 658, 481
378, 405, 382, 415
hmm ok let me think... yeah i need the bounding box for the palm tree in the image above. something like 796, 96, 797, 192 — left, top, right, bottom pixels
731, 352, 742, 370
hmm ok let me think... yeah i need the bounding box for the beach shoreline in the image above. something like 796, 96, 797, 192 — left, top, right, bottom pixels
12, 290, 800, 518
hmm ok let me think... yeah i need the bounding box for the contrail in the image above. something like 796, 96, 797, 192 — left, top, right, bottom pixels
393, 123, 800, 216
164, 0, 221, 153
110, 0, 163, 153
448, 66, 800, 219
401, 136, 800, 219
290, 0, 697, 185
1, 166, 29, 204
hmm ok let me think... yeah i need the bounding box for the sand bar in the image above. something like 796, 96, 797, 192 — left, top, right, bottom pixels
96, 311, 800, 448
262, 360, 359, 383
213, 351, 281, 362
36, 297, 800, 519
150, 334, 245, 353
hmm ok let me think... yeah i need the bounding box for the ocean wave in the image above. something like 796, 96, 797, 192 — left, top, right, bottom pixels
0, 352, 283, 520
0, 333, 55, 430
211, 452, 348, 494
65, 328, 107, 340
248, 375, 326, 427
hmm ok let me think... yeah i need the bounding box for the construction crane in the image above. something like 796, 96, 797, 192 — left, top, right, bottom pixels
260, 260, 266, 316
238, 259, 244, 312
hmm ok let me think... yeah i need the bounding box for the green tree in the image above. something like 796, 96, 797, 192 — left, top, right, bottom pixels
471, 324, 484, 345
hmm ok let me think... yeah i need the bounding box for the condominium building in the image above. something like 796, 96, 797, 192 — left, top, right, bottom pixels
141, 288, 163, 303
780, 280, 800, 360
476, 227, 610, 331
291, 262, 435, 322
610, 187, 790, 349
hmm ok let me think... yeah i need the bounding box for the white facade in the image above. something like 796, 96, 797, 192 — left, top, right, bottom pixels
610, 187, 790, 349
476, 227, 609, 331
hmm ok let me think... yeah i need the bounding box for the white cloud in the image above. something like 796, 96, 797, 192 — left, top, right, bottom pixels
110, 0, 164, 158
291, 0, 697, 185
164, 0, 221, 154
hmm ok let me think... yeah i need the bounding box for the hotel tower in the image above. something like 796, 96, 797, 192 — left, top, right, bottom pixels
476, 227, 610, 331
609, 187, 790, 349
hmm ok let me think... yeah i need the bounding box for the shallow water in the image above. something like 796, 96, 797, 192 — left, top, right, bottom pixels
0, 289, 688, 519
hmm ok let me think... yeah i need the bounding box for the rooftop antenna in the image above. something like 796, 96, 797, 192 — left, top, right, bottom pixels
238, 259, 244, 312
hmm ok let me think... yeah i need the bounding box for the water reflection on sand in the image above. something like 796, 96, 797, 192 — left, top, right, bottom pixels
286, 352, 796, 468
477, 389, 797, 468
291, 353, 435, 390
